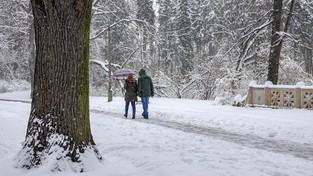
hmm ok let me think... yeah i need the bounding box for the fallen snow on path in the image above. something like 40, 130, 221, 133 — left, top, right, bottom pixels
0, 91, 312, 176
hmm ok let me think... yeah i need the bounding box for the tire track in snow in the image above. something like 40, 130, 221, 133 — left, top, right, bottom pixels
0, 99, 31, 104
144, 118, 313, 161
90, 109, 313, 162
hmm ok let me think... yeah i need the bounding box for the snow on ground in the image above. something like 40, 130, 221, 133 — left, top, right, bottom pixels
0, 90, 313, 176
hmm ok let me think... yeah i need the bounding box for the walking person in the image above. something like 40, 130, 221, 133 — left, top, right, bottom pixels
138, 68, 154, 119
124, 73, 138, 119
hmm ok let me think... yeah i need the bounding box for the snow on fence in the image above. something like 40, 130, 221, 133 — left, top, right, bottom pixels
238, 81, 313, 109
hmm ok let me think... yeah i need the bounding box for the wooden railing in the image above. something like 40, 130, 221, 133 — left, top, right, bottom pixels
245, 81, 313, 109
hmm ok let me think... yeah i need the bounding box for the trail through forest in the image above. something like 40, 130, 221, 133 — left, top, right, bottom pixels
0, 99, 313, 161
1, 97, 312, 162
90, 109, 313, 162
1, 96, 313, 176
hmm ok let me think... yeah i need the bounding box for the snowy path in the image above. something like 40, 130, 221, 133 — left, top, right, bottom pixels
0, 97, 312, 162
1, 95, 313, 176
91, 109, 313, 162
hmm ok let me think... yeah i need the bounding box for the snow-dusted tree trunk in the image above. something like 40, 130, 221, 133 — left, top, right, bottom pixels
16, 0, 102, 172
28, 2, 35, 99
267, 0, 283, 85
267, 0, 295, 84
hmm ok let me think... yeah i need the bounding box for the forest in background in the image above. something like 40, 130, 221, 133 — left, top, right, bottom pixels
1, 0, 313, 103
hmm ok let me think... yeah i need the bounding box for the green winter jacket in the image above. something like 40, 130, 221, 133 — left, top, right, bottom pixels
138, 69, 154, 97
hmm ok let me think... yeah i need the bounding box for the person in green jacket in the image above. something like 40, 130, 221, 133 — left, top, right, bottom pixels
138, 68, 154, 119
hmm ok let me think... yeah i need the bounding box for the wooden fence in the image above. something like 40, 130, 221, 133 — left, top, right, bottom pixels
245, 81, 313, 109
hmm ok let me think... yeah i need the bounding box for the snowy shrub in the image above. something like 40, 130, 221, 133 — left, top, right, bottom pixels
213, 70, 251, 105
232, 94, 247, 106
279, 58, 313, 85
0, 79, 30, 93
213, 77, 237, 104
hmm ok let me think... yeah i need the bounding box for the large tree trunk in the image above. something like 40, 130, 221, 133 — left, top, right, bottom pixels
304, 37, 313, 75
267, 0, 283, 85
28, 3, 35, 99
267, 0, 295, 84
16, 0, 102, 172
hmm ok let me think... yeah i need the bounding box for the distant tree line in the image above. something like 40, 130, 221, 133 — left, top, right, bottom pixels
1, 0, 313, 101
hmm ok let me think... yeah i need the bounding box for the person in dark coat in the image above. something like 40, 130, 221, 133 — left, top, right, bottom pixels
138, 68, 154, 119
124, 73, 138, 119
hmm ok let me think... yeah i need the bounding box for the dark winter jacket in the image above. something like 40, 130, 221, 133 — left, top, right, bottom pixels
124, 77, 138, 102
138, 69, 154, 97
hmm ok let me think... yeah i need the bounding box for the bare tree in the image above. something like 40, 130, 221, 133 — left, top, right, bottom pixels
267, 0, 295, 84
0, 0, 30, 82
15, 0, 102, 172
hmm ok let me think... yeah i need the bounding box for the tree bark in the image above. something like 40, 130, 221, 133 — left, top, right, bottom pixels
304, 45, 313, 75
267, 0, 283, 85
16, 0, 102, 172
267, 0, 295, 84
108, 25, 113, 102
28, 2, 35, 99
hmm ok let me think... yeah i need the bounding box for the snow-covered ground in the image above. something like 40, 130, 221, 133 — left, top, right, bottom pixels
0, 90, 312, 176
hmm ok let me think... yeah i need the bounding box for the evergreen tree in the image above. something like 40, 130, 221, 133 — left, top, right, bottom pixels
190, 0, 203, 63
136, 0, 155, 65
292, 1, 313, 75
157, 0, 178, 75
137, 0, 155, 25
176, 0, 193, 75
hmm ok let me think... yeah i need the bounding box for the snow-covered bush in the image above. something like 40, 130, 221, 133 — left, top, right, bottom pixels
213, 70, 251, 105
0, 79, 30, 93
279, 58, 313, 85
